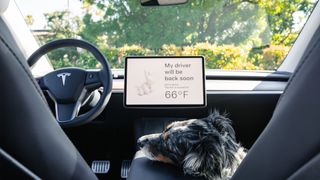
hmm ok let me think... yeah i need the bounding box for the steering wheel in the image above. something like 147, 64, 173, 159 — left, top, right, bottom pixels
28, 39, 112, 127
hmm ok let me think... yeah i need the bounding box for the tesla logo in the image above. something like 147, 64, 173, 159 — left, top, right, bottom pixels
57, 73, 71, 86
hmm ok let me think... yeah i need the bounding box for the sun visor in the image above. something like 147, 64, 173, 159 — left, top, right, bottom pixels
0, 0, 10, 15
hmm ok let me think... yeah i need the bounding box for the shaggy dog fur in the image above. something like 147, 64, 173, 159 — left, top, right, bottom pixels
137, 111, 246, 180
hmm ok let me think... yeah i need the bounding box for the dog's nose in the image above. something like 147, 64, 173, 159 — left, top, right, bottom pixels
137, 137, 149, 148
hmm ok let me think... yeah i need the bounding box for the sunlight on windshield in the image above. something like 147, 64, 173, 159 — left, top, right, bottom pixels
16, 0, 318, 70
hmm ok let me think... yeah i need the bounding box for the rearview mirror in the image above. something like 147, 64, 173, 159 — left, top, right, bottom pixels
141, 0, 188, 6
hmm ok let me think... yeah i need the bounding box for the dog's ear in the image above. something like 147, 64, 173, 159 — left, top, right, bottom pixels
206, 111, 242, 169
182, 133, 224, 179
206, 111, 236, 139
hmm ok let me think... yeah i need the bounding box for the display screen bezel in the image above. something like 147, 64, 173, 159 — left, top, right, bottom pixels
124, 56, 206, 108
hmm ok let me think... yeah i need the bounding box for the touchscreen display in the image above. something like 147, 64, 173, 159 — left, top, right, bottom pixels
124, 56, 206, 107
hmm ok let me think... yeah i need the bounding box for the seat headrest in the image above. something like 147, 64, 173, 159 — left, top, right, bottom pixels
0, 0, 10, 15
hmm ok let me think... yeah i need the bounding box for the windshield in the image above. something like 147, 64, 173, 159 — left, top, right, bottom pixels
16, 0, 318, 71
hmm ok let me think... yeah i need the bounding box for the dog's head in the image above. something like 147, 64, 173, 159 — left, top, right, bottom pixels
137, 112, 242, 179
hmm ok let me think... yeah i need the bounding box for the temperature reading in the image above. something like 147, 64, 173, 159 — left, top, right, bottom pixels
165, 91, 188, 99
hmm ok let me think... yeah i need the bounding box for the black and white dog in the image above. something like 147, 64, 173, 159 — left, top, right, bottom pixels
137, 111, 246, 180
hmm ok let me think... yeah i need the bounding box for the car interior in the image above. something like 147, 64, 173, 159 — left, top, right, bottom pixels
1, 0, 320, 179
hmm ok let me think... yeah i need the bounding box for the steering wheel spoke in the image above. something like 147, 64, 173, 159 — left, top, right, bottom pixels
51, 87, 87, 122
56, 102, 82, 122
85, 70, 103, 90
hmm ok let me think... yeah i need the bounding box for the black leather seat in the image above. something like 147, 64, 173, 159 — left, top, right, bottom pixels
0, 9, 97, 180
128, 28, 320, 180
128, 151, 206, 180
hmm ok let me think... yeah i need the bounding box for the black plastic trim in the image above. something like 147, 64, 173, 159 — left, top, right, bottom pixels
113, 70, 291, 82
206, 71, 291, 81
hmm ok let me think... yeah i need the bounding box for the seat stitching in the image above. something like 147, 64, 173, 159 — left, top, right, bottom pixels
0, 35, 47, 102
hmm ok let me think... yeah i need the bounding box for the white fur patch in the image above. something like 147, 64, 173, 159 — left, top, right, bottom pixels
184, 152, 202, 170
140, 145, 155, 161
221, 147, 247, 179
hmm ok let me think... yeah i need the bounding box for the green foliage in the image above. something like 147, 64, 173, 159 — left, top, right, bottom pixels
80, 0, 269, 48
182, 43, 257, 70
253, 45, 291, 70
35, 0, 316, 70
255, 0, 314, 45
47, 48, 100, 69
159, 44, 183, 56
117, 45, 153, 67
47, 43, 290, 70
